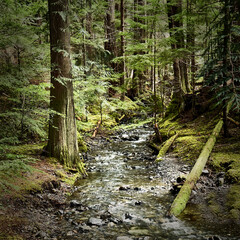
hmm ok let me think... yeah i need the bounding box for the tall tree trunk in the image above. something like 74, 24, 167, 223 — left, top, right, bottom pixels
86, 0, 93, 61
130, 0, 146, 99
105, 0, 116, 67
120, 0, 125, 100
167, 0, 183, 104
222, 0, 230, 137
187, 0, 196, 112
47, 0, 86, 175
105, 0, 117, 96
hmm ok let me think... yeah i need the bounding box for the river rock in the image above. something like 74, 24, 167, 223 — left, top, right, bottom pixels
208, 236, 222, 240
128, 228, 150, 236
78, 224, 92, 232
35, 231, 49, 239
119, 186, 130, 191
66, 231, 74, 236
202, 169, 209, 175
116, 236, 133, 240
88, 217, 105, 226
135, 201, 142, 205
109, 216, 122, 224
69, 200, 82, 208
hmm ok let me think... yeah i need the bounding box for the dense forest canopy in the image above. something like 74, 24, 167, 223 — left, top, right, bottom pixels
0, 0, 239, 162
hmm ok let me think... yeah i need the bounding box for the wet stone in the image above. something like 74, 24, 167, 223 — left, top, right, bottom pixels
109, 217, 122, 224
78, 224, 92, 232
66, 230, 74, 236
88, 217, 105, 226
128, 228, 150, 236
208, 236, 222, 240
125, 212, 133, 220
35, 231, 49, 239
135, 201, 142, 205
202, 169, 209, 175
119, 186, 130, 191
117, 236, 133, 240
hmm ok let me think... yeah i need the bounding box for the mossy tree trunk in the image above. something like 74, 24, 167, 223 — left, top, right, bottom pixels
46, 0, 86, 175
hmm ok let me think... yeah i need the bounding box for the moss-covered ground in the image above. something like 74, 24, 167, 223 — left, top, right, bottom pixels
157, 109, 240, 222
0, 143, 82, 239
156, 113, 218, 164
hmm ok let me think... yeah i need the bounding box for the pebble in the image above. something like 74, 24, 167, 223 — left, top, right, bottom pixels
116, 236, 133, 240
119, 186, 130, 191
66, 231, 74, 236
88, 217, 105, 226
69, 200, 82, 208
202, 169, 209, 175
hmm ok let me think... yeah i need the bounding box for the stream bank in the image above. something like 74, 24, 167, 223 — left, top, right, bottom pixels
0, 123, 239, 239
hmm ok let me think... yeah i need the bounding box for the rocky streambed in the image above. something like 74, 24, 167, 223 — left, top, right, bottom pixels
3, 125, 240, 239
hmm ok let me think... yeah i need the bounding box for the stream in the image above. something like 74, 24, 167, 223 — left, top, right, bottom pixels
59, 125, 239, 240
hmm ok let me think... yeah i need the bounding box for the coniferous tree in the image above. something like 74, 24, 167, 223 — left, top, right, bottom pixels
46, 0, 86, 174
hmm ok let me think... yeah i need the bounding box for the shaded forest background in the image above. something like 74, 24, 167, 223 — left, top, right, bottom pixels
0, 0, 240, 163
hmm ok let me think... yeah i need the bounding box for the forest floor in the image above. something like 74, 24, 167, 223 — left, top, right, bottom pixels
0, 113, 239, 239
155, 110, 240, 225
0, 153, 78, 240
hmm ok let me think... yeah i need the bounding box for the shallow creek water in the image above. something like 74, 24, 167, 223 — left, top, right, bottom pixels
66, 126, 239, 240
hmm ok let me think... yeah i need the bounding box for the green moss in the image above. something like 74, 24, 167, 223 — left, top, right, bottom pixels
210, 152, 240, 183
205, 192, 222, 216
0, 234, 23, 240
78, 136, 88, 153
226, 184, 240, 220
172, 135, 206, 163
7, 143, 45, 155
55, 170, 79, 185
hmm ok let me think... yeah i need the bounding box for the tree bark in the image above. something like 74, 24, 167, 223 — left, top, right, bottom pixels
47, 0, 86, 176
167, 0, 183, 103
105, 0, 116, 68
170, 119, 224, 216
120, 0, 125, 100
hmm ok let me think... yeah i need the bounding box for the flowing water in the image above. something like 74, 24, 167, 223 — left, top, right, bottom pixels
65, 126, 239, 240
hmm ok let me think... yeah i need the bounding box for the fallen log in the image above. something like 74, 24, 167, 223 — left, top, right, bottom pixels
156, 133, 179, 162
169, 119, 223, 216
92, 120, 101, 138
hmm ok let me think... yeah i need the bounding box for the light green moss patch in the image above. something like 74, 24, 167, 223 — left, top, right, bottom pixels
172, 135, 206, 164
55, 170, 79, 185
7, 143, 45, 155
210, 152, 240, 183
226, 184, 240, 220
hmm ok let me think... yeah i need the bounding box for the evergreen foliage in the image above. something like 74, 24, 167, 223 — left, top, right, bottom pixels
200, 0, 240, 111
0, 0, 49, 143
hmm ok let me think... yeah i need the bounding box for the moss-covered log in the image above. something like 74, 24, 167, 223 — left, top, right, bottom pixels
170, 119, 223, 216
156, 133, 179, 162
